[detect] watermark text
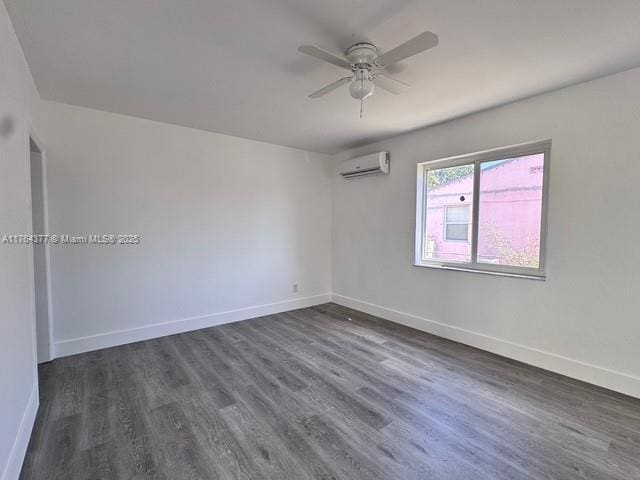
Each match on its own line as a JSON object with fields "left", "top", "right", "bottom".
{"left": 2, "top": 234, "right": 141, "bottom": 245}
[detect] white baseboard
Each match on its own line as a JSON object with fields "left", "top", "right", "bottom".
{"left": 54, "top": 293, "right": 331, "bottom": 358}
{"left": 331, "top": 293, "right": 640, "bottom": 399}
{"left": 1, "top": 381, "right": 38, "bottom": 480}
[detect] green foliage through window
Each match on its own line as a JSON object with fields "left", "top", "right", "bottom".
{"left": 427, "top": 164, "right": 473, "bottom": 188}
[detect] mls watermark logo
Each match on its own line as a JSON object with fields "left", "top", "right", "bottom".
{"left": 1, "top": 234, "right": 141, "bottom": 245}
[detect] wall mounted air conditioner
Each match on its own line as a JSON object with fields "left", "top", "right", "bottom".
{"left": 339, "top": 152, "right": 390, "bottom": 178}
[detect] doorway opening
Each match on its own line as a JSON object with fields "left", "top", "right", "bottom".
{"left": 29, "top": 135, "right": 53, "bottom": 363}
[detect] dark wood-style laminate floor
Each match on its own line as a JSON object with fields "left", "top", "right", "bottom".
{"left": 20, "top": 303, "right": 640, "bottom": 480}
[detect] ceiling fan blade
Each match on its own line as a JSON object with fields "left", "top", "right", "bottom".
{"left": 308, "top": 76, "right": 352, "bottom": 98}
{"left": 373, "top": 74, "right": 410, "bottom": 95}
{"left": 375, "top": 31, "right": 438, "bottom": 67}
{"left": 378, "top": 73, "right": 410, "bottom": 87}
{"left": 298, "top": 45, "right": 352, "bottom": 70}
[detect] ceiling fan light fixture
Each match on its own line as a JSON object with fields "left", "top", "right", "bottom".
{"left": 349, "top": 69, "right": 374, "bottom": 100}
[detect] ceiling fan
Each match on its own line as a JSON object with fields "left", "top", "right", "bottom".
{"left": 298, "top": 31, "right": 438, "bottom": 117}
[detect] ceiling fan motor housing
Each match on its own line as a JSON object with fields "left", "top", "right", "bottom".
{"left": 345, "top": 43, "right": 378, "bottom": 67}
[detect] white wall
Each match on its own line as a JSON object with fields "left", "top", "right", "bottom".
{"left": 0, "top": 3, "right": 40, "bottom": 480}
{"left": 332, "top": 67, "right": 640, "bottom": 398}
{"left": 36, "top": 101, "right": 333, "bottom": 356}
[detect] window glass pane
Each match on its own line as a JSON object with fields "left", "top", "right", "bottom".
{"left": 477, "top": 154, "right": 544, "bottom": 268}
{"left": 446, "top": 224, "right": 469, "bottom": 241}
{"left": 424, "top": 164, "right": 474, "bottom": 263}
{"left": 446, "top": 205, "right": 470, "bottom": 223}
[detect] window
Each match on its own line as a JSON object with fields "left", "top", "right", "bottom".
{"left": 445, "top": 205, "right": 471, "bottom": 242}
{"left": 415, "top": 140, "right": 550, "bottom": 279}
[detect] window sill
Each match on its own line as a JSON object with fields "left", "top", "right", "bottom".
{"left": 414, "top": 262, "right": 546, "bottom": 281}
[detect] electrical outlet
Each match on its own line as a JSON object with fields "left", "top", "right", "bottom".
{"left": 292, "top": 283, "right": 298, "bottom": 293}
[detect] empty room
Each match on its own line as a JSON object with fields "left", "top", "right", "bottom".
{"left": 2, "top": 1, "right": 640, "bottom": 479}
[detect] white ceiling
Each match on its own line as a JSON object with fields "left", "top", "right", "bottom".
{"left": 5, "top": 0, "right": 640, "bottom": 153}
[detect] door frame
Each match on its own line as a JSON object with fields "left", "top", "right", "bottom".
{"left": 27, "top": 127, "right": 55, "bottom": 362}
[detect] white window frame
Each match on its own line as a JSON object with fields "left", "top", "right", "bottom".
{"left": 444, "top": 204, "right": 471, "bottom": 242}
{"left": 415, "top": 139, "right": 551, "bottom": 280}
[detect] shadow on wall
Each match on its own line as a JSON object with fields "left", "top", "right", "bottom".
{"left": 0, "top": 115, "right": 15, "bottom": 139}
